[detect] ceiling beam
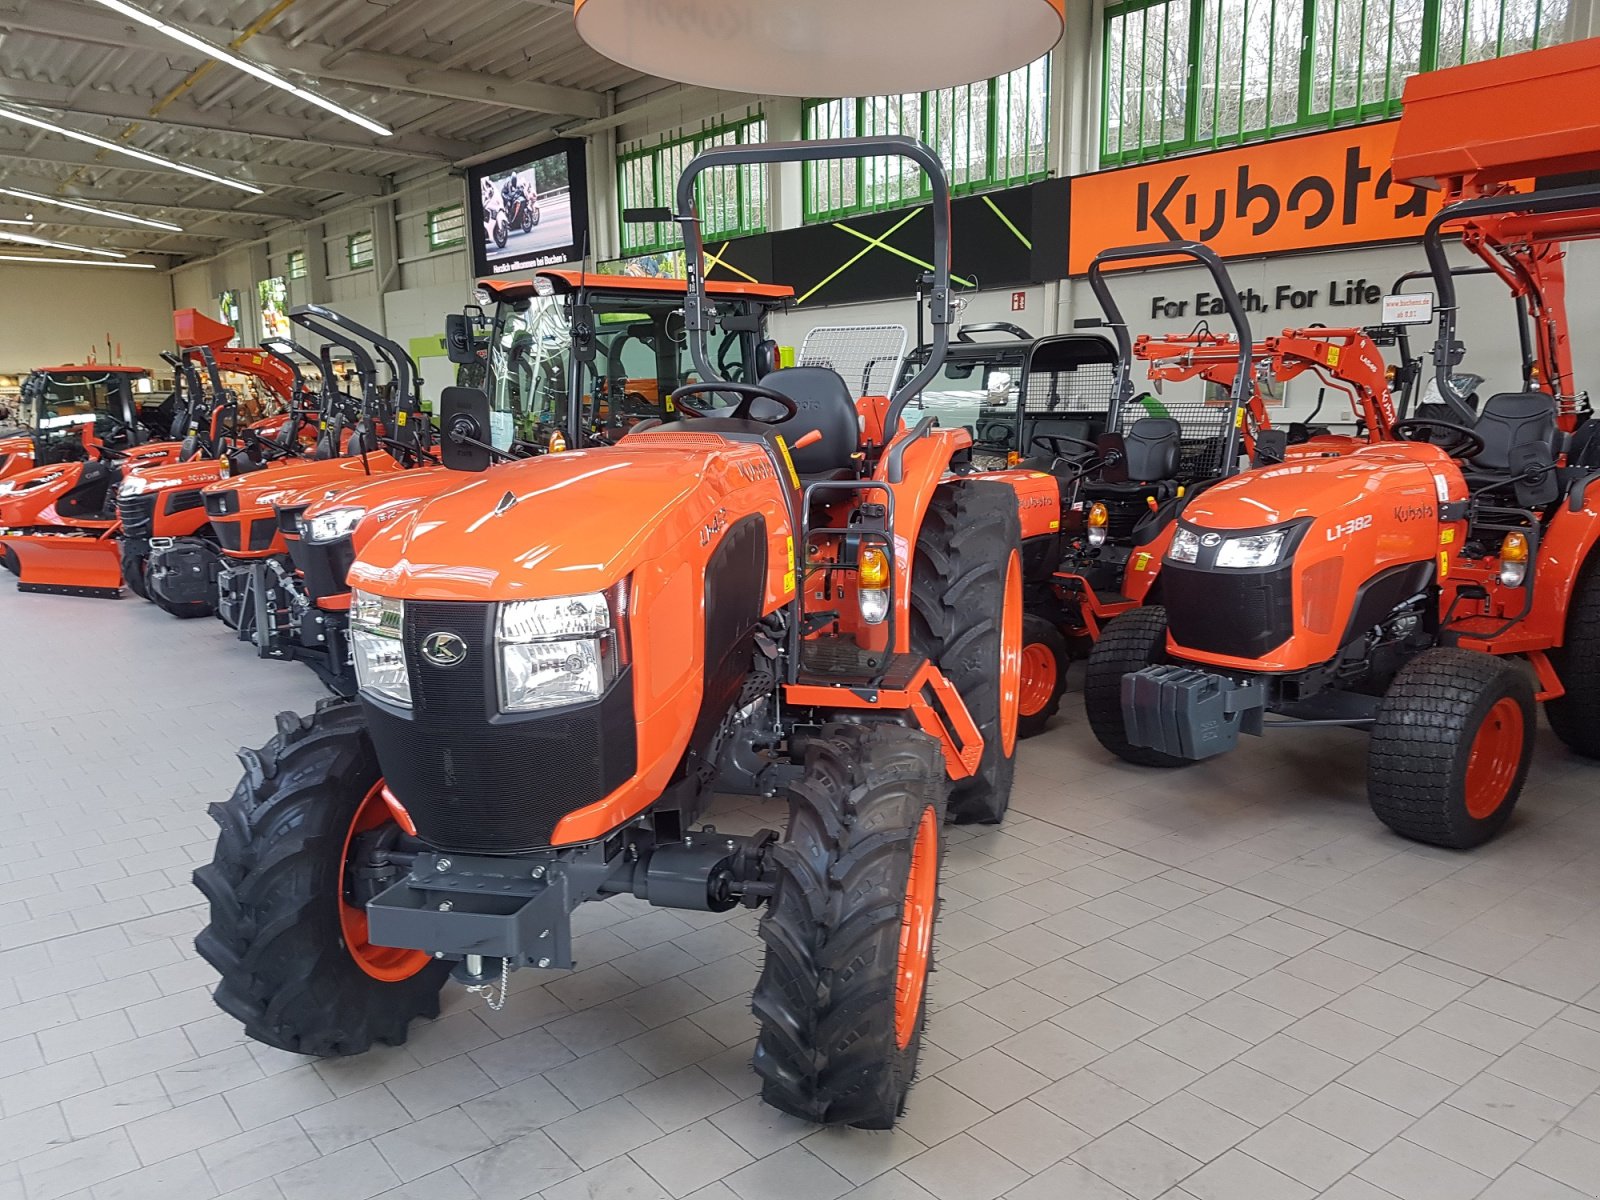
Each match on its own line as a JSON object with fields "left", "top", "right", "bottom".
{"left": 0, "top": 0, "right": 607, "bottom": 120}
{"left": 0, "top": 154, "right": 315, "bottom": 218}
{"left": 0, "top": 136, "right": 387, "bottom": 195}
{"left": 0, "top": 199, "right": 268, "bottom": 241}
{"left": 0, "top": 79, "right": 473, "bottom": 161}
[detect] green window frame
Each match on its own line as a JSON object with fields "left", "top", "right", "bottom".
{"left": 801, "top": 55, "right": 1051, "bottom": 223}
{"left": 617, "top": 113, "right": 768, "bottom": 256}
{"left": 347, "top": 230, "right": 375, "bottom": 270}
{"left": 1102, "top": 0, "right": 1572, "bottom": 166}
{"left": 286, "top": 248, "right": 306, "bottom": 280}
{"left": 427, "top": 204, "right": 466, "bottom": 251}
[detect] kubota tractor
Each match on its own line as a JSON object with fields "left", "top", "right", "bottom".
{"left": 119, "top": 312, "right": 312, "bottom": 616}
{"left": 272, "top": 269, "right": 797, "bottom": 698}
{"left": 195, "top": 136, "right": 1034, "bottom": 1129}
{"left": 1087, "top": 41, "right": 1600, "bottom": 848}
{"left": 0, "top": 363, "right": 180, "bottom": 594}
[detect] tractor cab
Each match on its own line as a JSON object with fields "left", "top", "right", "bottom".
{"left": 453, "top": 270, "right": 794, "bottom": 455}
{"left": 21, "top": 365, "right": 157, "bottom": 467}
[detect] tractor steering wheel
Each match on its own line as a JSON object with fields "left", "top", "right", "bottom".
{"left": 1030, "top": 433, "right": 1099, "bottom": 460}
{"left": 1391, "top": 417, "right": 1486, "bottom": 459}
{"left": 670, "top": 381, "right": 798, "bottom": 425}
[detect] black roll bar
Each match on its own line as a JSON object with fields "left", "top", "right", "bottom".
{"left": 1087, "top": 240, "right": 1254, "bottom": 474}
{"left": 289, "top": 304, "right": 419, "bottom": 410}
{"left": 674, "top": 136, "right": 952, "bottom": 435}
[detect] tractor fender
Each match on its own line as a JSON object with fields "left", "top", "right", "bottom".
{"left": 1527, "top": 499, "right": 1600, "bottom": 644}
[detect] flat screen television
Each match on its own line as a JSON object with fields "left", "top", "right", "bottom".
{"left": 466, "top": 138, "right": 590, "bottom": 277}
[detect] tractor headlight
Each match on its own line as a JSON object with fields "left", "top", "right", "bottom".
{"left": 119, "top": 474, "right": 152, "bottom": 497}
{"left": 0, "top": 480, "right": 18, "bottom": 498}
{"left": 302, "top": 506, "right": 365, "bottom": 544}
{"left": 1168, "top": 527, "right": 1200, "bottom": 564}
{"left": 496, "top": 589, "right": 624, "bottom": 713}
{"left": 1215, "top": 530, "right": 1289, "bottom": 568}
{"left": 1499, "top": 532, "right": 1529, "bottom": 587}
{"left": 351, "top": 589, "right": 410, "bottom": 707}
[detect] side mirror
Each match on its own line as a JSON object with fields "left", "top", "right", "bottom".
{"left": 444, "top": 313, "right": 481, "bottom": 366}
{"left": 1253, "top": 428, "right": 1289, "bottom": 467}
{"left": 440, "top": 386, "right": 494, "bottom": 473}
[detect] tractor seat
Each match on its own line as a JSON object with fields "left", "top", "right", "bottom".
{"left": 758, "top": 366, "right": 860, "bottom": 478}
{"left": 1087, "top": 416, "right": 1184, "bottom": 500}
{"left": 1462, "top": 392, "right": 1561, "bottom": 506}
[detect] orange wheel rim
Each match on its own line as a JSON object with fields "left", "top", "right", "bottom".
{"left": 1464, "top": 698, "right": 1524, "bottom": 820}
{"left": 999, "top": 551, "right": 1023, "bottom": 756}
{"left": 895, "top": 807, "right": 939, "bottom": 1049}
{"left": 1019, "top": 641, "right": 1057, "bottom": 717}
{"left": 340, "top": 781, "right": 432, "bottom": 982}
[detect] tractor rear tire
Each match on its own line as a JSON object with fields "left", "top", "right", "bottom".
{"left": 1084, "top": 607, "right": 1191, "bottom": 768}
{"left": 752, "top": 723, "right": 948, "bottom": 1129}
{"left": 1368, "top": 648, "right": 1534, "bottom": 849}
{"left": 1544, "top": 557, "right": 1600, "bottom": 759}
{"left": 120, "top": 542, "right": 150, "bottom": 600}
{"left": 193, "top": 701, "right": 449, "bottom": 1056}
{"left": 910, "top": 481, "right": 1022, "bottom": 823}
{"left": 1018, "top": 614, "right": 1069, "bottom": 739}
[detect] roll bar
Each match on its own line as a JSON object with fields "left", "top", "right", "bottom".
{"left": 1087, "top": 240, "right": 1253, "bottom": 473}
{"left": 288, "top": 304, "right": 419, "bottom": 410}
{"left": 289, "top": 308, "right": 380, "bottom": 415}
{"left": 675, "top": 136, "right": 952, "bottom": 434}
{"left": 1423, "top": 181, "right": 1600, "bottom": 416}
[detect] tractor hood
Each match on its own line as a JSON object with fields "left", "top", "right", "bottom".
{"left": 299, "top": 466, "right": 470, "bottom": 556}
{"left": 1181, "top": 443, "right": 1463, "bottom": 532}
{"left": 118, "top": 455, "right": 226, "bottom": 495}
{"left": 202, "top": 454, "right": 405, "bottom": 517}
{"left": 349, "top": 438, "right": 764, "bottom": 601}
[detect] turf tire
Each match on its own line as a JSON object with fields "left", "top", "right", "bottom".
{"left": 751, "top": 723, "right": 948, "bottom": 1128}
{"left": 1084, "top": 606, "right": 1191, "bottom": 768}
{"left": 1018, "top": 614, "right": 1070, "bottom": 739}
{"left": 910, "top": 481, "right": 1022, "bottom": 823}
{"left": 193, "top": 700, "right": 449, "bottom": 1056}
{"left": 1368, "top": 648, "right": 1534, "bottom": 849}
{"left": 1544, "top": 556, "right": 1600, "bottom": 759}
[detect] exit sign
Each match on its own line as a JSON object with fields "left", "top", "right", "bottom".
{"left": 1011, "top": 291, "right": 1027, "bottom": 312}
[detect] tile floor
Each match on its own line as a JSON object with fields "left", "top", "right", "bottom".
{"left": 3, "top": 583, "right": 1600, "bottom": 1200}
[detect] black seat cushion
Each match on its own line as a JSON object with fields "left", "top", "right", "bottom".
{"left": 1470, "top": 393, "right": 1558, "bottom": 474}
{"left": 1099, "top": 416, "right": 1182, "bottom": 485}
{"left": 758, "top": 366, "right": 860, "bottom": 476}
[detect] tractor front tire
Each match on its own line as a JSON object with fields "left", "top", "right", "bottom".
{"left": 194, "top": 701, "right": 449, "bottom": 1056}
{"left": 752, "top": 723, "right": 948, "bottom": 1129}
{"left": 910, "top": 481, "right": 1023, "bottom": 823}
{"left": 1545, "top": 558, "right": 1600, "bottom": 759}
{"left": 1018, "top": 614, "right": 1070, "bottom": 739}
{"left": 120, "top": 542, "right": 150, "bottom": 600}
{"left": 1084, "top": 607, "right": 1191, "bottom": 768}
{"left": 1368, "top": 648, "right": 1534, "bottom": 849}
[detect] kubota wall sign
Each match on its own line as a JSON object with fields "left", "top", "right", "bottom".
{"left": 1069, "top": 121, "right": 1442, "bottom": 274}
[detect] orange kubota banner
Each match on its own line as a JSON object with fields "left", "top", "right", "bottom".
{"left": 1069, "top": 121, "right": 1444, "bottom": 274}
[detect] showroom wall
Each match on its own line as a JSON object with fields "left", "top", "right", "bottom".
{"left": 0, "top": 262, "right": 175, "bottom": 373}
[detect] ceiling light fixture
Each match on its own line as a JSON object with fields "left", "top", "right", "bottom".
{"left": 0, "top": 186, "right": 183, "bottom": 232}
{"left": 0, "top": 216, "right": 34, "bottom": 225}
{"left": 0, "top": 253, "right": 156, "bottom": 269}
{"left": 0, "top": 106, "right": 265, "bottom": 195}
{"left": 573, "top": 0, "right": 1065, "bottom": 96}
{"left": 0, "top": 230, "right": 126, "bottom": 258}
{"left": 86, "top": 0, "right": 392, "bottom": 137}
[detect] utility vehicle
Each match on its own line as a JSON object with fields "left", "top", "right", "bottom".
{"left": 1090, "top": 41, "right": 1600, "bottom": 848}
{"left": 196, "top": 137, "right": 1035, "bottom": 1129}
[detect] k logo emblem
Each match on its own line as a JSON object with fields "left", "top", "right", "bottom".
{"left": 421, "top": 631, "right": 467, "bottom": 667}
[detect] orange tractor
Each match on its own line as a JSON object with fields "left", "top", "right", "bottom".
{"left": 196, "top": 136, "right": 1036, "bottom": 1129}
{"left": 1090, "top": 40, "right": 1600, "bottom": 847}
{"left": 0, "top": 364, "right": 180, "bottom": 594}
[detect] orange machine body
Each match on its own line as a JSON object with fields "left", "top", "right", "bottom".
{"left": 200, "top": 454, "right": 412, "bottom": 561}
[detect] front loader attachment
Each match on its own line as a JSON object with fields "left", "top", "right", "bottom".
{"left": 0, "top": 529, "right": 123, "bottom": 597}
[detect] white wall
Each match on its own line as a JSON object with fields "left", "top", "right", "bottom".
{"left": 0, "top": 262, "right": 175, "bottom": 373}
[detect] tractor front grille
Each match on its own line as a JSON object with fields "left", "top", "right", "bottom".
{"left": 117, "top": 492, "right": 157, "bottom": 540}
{"left": 164, "top": 488, "right": 205, "bottom": 516}
{"left": 1163, "top": 561, "right": 1296, "bottom": 659}
{"left": 214, "top": 519, "right": 241, "bottom": 552}
{"left": 204, "top": 490, "right": 239, "bottom": 518}
{"left": 361, "top": 600, "right": 637, "bottom": 854}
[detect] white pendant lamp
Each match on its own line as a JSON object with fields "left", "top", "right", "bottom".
{"left": 573, "top": 0, "right": 1065, "bottom": 96}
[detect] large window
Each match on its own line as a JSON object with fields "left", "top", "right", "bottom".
{"left": 1103, "top": 0, "right": 1571, "bottom": 165}
{"left": 618, "top": 113, "right": 768, "bottom": 255}
{"left": 803, "top": 56, "right": 1050, "bottom": 222}
{"left": 427, "top": 204, "right": 466, "bottom": 251}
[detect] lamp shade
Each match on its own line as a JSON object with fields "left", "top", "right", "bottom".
{"left": 573, "top": 0, "right": 1065, "bottom": 96}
